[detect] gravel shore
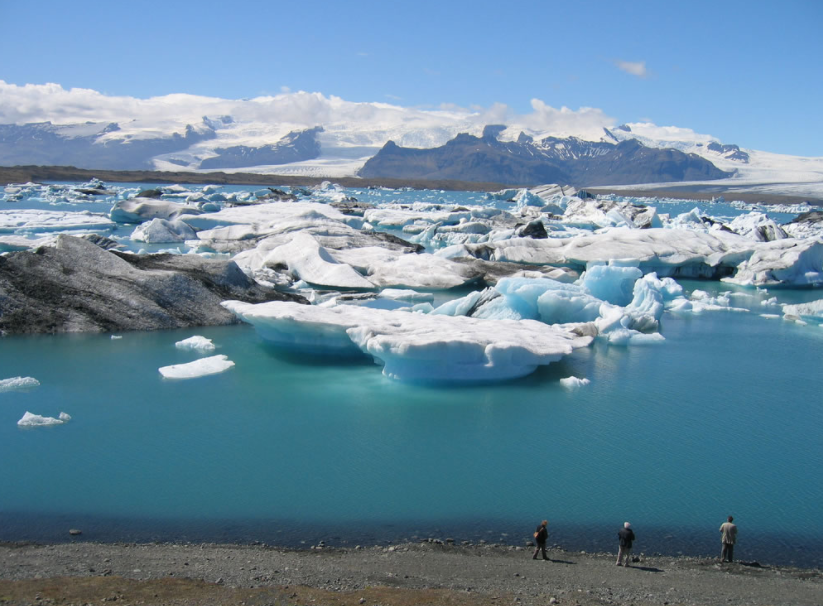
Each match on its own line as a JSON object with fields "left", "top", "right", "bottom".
{"left": 1, "top": 541, "right": 820, "bottom": 606}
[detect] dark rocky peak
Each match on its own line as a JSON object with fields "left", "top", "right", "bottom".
{"left": 517, "top": 132, "right": 534, "bottom": 144}
{"left": 482, "top": 125, "right": 507, "bottom": 141}
{"left": 707, "top": 141, "right": 750, "bottom": 163}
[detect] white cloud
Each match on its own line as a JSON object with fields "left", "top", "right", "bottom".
{"left": 0, "top": 80, "right": 619, "bottom": 147}
{"left": 615, "top": 60, "right": 648, "bottom": 78}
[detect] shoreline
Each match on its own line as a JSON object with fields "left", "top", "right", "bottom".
{"left": 1, "top": 540, "right": 820, "bottom": 606}
{"left": 2, "top": 165, "right": 822, "bottom": 205}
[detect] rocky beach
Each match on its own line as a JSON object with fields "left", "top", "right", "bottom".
{"left": 1, "top": 540, "right": 820, "bottom": 606}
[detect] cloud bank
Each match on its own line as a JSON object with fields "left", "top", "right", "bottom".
{"left": 0, "top": 80, "right": 616, "bottom": 145}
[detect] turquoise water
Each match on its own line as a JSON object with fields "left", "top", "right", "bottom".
{"left": 1, "top": 183, "right": 822, "bottom": 566}
{"left": 1, "top": 283, "right": 821, "bottom": 565}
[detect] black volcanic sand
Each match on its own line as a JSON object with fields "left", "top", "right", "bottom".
{"left": 1, "top": 541, "right": 820, "bottom": 606}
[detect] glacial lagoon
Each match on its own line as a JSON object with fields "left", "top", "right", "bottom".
{"left": 1, "top": 182, "right": 821, "bottom": 567}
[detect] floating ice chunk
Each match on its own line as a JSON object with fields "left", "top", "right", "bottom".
{"left": 726, "top": 212, "right": 788, "bottom": 242}
{"left": 265, "top": 232, "right": 374, "bottom": 289}
{"left": 378, "top": 289, "right": 435, "bottom": 303}
{"left": 110, "top": 198, "right": 202, "bottom": 224}
{"left": 17, "top": 411, "right": 70, "bottom": 427}
{"left": 560, "top": 376, "right": 590, "bottom": 389}
{"left": 159, "top": 355, "right": 235, "bottom": 379}
{"left": 723, "top": 239, "right": 823, "bottom": 287}
{"left": 111, "top": 335, "right": 123, "bottom": 340}
{"left": 578, "top": 261, "right": 643, "bottom": 306}
{"left": 760, "top": 314, "right": 781, "bottom": 319}
{"left": 222, "top": 300, "right": 592, "bottom": 383}
{"left": 782, "top": 299, "right": 823, "bottom": 323}
{"left": 131, "top": 218, "right": 197, "bottom": 243}
{"left": 0, "top": 376, "right": 40, "bottom": 392}
{"left": 606, "top": 329, "right": 666, "bottom": 346}
{"left": 175, "top": 336, "right": 216, "bottom": 352}
{"left": 0, "top": 209, "right": 115, "bottom": 234}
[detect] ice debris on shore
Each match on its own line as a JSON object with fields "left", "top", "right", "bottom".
{"left": 0, "top": 376, "right": 40, "bottom": 392}
{"left": 18, "top": 411, "right": 71, "bottom": 427}
{"left": 159, "top": 355, "right": 235, "bottom": 379}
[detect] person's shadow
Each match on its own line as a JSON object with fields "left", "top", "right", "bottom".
{"left": 627, "top": 565, "right": 664, "bottom": 573}
{"left": 545, "top": 558, "right": 576, "bottom": 565}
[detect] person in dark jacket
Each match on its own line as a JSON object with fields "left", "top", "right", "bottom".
{"left": 532, "top": 520, "right": 549, "bottom": 560}
{"left": 616, "top": 522, "right": 635, "bottom": 566}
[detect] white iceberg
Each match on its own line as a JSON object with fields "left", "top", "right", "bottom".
{"left": 18, "top": 411, "right": 71, "bottom": 427}
{"left": 159, "top": 355, "right": 235, "bottom": 379}
{"left": 560, "top": 376, "right": 590, "bottom": 389}
{"left": 131, "top": 218, "right": 197, "bottom": 243}
{"left": 222, "top": 300, "right": 592, "bottom": 383}
{"left": 0, "top": 209, "right": 115, "bottom": 234}
{"left": 175, "top": 336, "right": 216, "bottom": 352}
{"left": 0, "top": 376, "right": 40, "bottom": 392}
{"left": 722, "top": 239, "right": 823, "bottom": 287}
{"left": 782, "top": 299, "right": 823, "bottom": 323}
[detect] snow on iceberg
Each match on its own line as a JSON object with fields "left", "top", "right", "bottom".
{"left": 0, "top": 209, "right": 115, "bottom": 234}
{"left": 222, "top": 300, "right": 593, "bottom": 383}
{"left": 159, "top": 355, "right": 235, "bottom": 379}
{"left": 264, "top": 232, "right": 374, "bottom": 289}
{"left": 175, "top": 336, "right": 216, "bottom": 352}
{"left": 0, "top": 376, "right": 40, "bottom": 392}
{"left": 18, "top": 411, "right": 71, "bottom": 427}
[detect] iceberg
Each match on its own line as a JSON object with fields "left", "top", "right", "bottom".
{"left": 560, "top": 376, "right": 590, "bottom": 389}
{"left": 264, "top": 232, "right": 374, "bottom": 289}
{"left": 0, "top": 376, "right": 40, "bottom": 392}
{"left": 0, "top": 209, "right": 115, "bottom": 234}
{"left": 17, "top": 411, "right": 71, "bottom": 427}
{"left": 222, "top": 300, "right": 592, "bottom": 383}
{"left": 722, "top": 239, "right": 823, "bottom": 287}
{"left": 110, "top": 198, "right": 203, "bottom": 224}
{"left": 131, "top": 218, "right": 197, "bottom": 243}
{"left": 782, "top": 299, "right": 823, "bottom": 323}
{"left": 159, "top": 355, "right": 235, "bottom": 379}
{"left": 175, "top": 336, "right": 216, "bottom": 352}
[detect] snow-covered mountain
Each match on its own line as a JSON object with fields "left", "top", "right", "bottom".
{"left": 1, "top": 81, "right": 821, "bottom": 196}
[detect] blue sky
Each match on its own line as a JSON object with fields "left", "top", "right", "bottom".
{"left": 1, "top": 0, "right": 821, "bottom": 156}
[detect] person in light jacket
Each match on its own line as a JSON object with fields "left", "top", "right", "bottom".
{"left": 720, "top": 516, "right": 738, "bottom": 562}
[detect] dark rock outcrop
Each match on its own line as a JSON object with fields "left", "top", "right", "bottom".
{"left": 0, "top": 235, "right": 306, "bottom": 335}
{"left": 359, "top": 128, "right": 732, "bottom": 187}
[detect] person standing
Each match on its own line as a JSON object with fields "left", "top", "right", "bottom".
{"left": 532, "top": 520, "right": 549, "bottom": 560}
{"left": 616, "top": 522, "right": 635, "bottom": 566}
{"left": 720, "top": 516, "right": 738, "bottom": 562}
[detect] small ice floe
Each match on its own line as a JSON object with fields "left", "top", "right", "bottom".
{"left": 111, "top": 335, "right": 123, "bottom": 340}
{"left": 175, "top": 335, "right": 216, "bottom": 352}
{"left": 760, "top": 314, "right": 781, "bottom": 319}
{"left": 159, "top": 354, "right": 235, "bottom": 379}
{"left": 560, "top": 376, "right": 590, "bottom": 389}
{"left": 18, "top": 411, "right": 71, "bottom": 427}
{"left": 0, "top": 376, "right": 40, "bottom": 393}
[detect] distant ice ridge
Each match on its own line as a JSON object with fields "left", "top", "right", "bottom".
{"left": 159, "top": 355, "right": 235, "bottom": 379}
{"left": 175, "top": 335, "right": 216, "bottom": 352}
{"left": 222, "top": 300, "right": 592, "bottom": 383}
{"left": 17, "top": 411, "right": 71, "bottom": 427}
{"left": 0, "top": 376, "right": 40, "bottom": 392}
